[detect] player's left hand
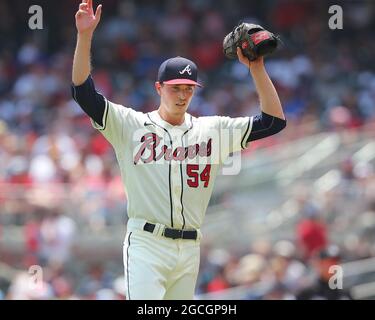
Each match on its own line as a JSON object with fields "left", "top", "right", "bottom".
{"left": 237, "top": 47, "right": 264, "bottom": 68}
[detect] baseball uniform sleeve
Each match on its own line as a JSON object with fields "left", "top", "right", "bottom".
{"left": 71, "top": 75, "right": 143, "bottom": 150}
{"left": 247, "top": 112, "right": 286, "bottom": 142}
{"left": 71, "top": 75, "right": 106, "bottom": 126}
{"left": 91, "top": 98, "right": 142, "bottom": 151}
{"left": 218, "top": 115, "right": 253, "bottom": 156}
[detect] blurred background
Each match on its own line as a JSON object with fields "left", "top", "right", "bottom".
{"left": 0, "top": 0, "right": 374, "bottom": 300}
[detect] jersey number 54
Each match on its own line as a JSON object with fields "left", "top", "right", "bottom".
{"left": 186, "top": 164, "right": 211, "bottom": 188}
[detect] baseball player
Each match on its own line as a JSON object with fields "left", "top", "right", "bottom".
{"left": 72, "top": 0, "right": 286, "bottom": 300}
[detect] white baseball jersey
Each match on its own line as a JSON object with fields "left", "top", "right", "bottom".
{"left": 92, "top": 98, "right": 253, "bottom": 230}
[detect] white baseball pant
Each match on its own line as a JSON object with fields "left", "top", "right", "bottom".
{"left": 123, "top": 218, "right": 201, "bottom": 300}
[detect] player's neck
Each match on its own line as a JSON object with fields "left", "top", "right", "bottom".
{"left": 157, "top": 108, "right": 185, "bottom": 126}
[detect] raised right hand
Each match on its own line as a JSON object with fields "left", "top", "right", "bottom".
{"left": 75, "top": 0, "right": 102, "bottom": 35}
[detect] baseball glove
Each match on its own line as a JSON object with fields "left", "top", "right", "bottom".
{"left": 223, "top": 22, "right": 280, "bottom": 61}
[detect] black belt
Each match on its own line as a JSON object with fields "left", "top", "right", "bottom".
{"left": 143, "top": 222, "right": 198, "bottom": 240}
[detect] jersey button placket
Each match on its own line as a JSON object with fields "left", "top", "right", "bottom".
{"left": 171, "top": 160, "right": 182, "bottom": 213}
{"left": 171, "top": 134, "right": 184, "bottom": 227}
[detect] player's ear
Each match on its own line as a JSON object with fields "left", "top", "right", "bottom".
{"left": 155, "top": 82, "right": 162, "bottom": 96}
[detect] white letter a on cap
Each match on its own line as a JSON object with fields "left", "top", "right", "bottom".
{"left": 179, "top": 65, "right": 192, "bottom": 75}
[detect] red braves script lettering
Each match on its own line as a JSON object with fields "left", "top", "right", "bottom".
{"left": 134, "top": 133, "right": 212, "bottom": 164}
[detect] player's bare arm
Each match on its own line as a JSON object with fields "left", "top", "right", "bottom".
{"left": 236, "top": 46, "right": 286, "bottom": 143}
{"left": 71, "top": 0, "right": 106, "bottom": 127}
{"left": 237, "top": 47, "right": 285, "bottom": 120}
{"left": 72, "top": 0, "right": 102, "bottom": 85}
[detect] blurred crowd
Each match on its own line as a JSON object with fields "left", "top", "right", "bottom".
{"left": 1, "top": 0, "right": 375, "bottom": 299}
{"left": 197, "top": 195, "right": 375, "bottom": 300}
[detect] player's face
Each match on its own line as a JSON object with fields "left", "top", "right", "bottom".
{"left": 156, "top": 83, "right": 196, "bottom": 115}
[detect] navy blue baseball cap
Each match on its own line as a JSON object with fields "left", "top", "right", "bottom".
{"left": 157, "top": 56, "right": 202, "bottom": 87}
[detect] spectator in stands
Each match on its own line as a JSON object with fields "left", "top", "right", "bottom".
{"left": 296, "top": 203, "right": 328, "bottom": 260}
